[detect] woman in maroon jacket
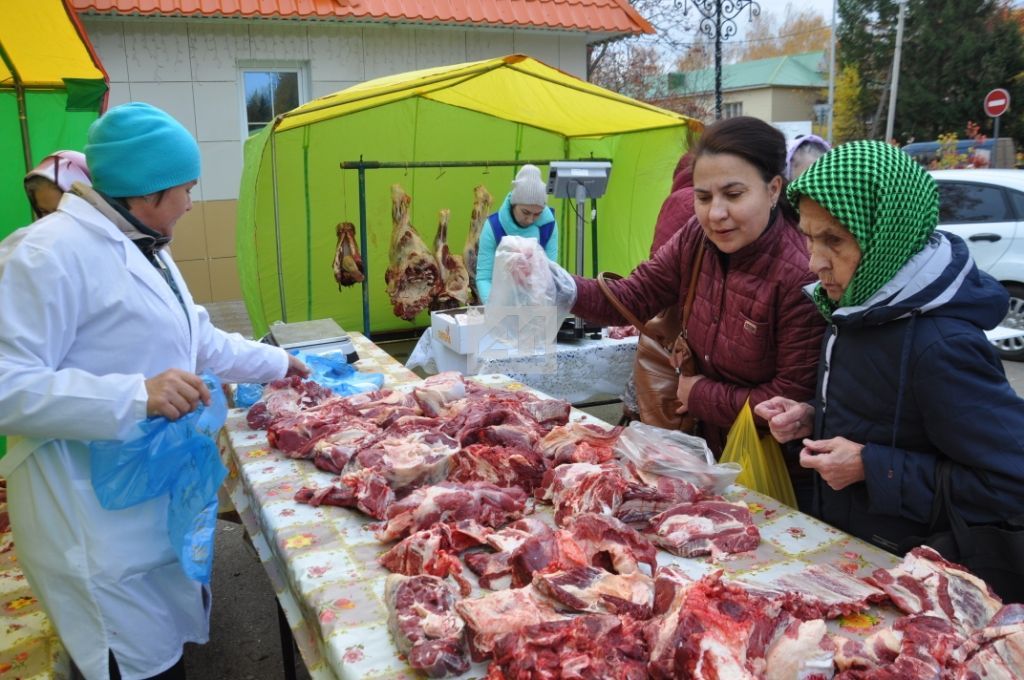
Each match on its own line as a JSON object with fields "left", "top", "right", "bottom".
{"left": 554, "top": 117, "right": 826, "bottom": 502}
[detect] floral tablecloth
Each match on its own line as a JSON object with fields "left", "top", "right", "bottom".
{"left": 0, "top": 494, "right": 71, "bottom": 680}
{"left": 219, "top": 371, "right": 904, "bottom": 680}
{"left": 407, "top": 329, "right": 638, "bottom": 405}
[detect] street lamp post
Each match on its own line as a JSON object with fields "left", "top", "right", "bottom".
{"left": 884, "top": 0, "right": 908, "bottom": 143}
{"left": 682, "top": 0, "right": 761, "bottom": 120}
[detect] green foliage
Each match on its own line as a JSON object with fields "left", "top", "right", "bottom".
{"left": 838, "top": 0, "right": 1024, "bottom": 144}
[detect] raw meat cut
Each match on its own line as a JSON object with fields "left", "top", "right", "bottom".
{"left": 246, "top": 376, "right": 335, "bottom": 430}
{"left": 463, "top": 184, "right": 492, "bottom": 304}
{"left": 767, "top": 563, "right": 888, "bottom": 620}
{"left": 764, "top": 619, "right": 836, "bottom": 680}
{"left": 454, "top": 585, "right": 567, "bottom": 661}
{"left": 955, "top": 603, "right": 1024, "bottom": 679}
{"left": 487, "top": 613, "right": 650, "bottom": 680}
{"left": 385, "top": 573, "right": 470, "bottom": 678}
{"left": 448, "top": 443, "right": 550, "bottom": 493}
{"left": 510, "top": 528, "right": 590, "bottom": 588}
{"left": 645, "top": 571, "right": 785, "bottom": 679}
{"left": 537, "top": 422, "right": 623, "bottom": 465}
{"left": 868, "top": 546, "right": 1002, "bottom": 634}
{"left": 293, "top": 468, "right": 395, "bottom": 519}
{"left": 563, "top": 513, "right": 658, "bottom": 576}
{"left": 308, "top": 420, "right": 380, "bottom": 474}
{"left": 411, "top": 371, "right": 466, "bottom": 417}
{"left": 537, "top": 462, "right": 630, "bottom": 525}
{"left": 464, "top": 518, "right": 554, "bottom": 590}
{"left": 332, "top": 221, "right": 365, "bottom": 288}
{"left": 430, "top": 208, "right": 471, "bottom": 311}
{"left": 350, "top": 428, "right": 459, "bottom": 494}
{"left": 375, "top": 481, "right": 527, "bottom": 542}
{"left": 385, "top": 184, "right": 443, "bottom": 321}
{"left": 379, "top": 520, "right": 492, "bottom": 596}
{"left": 533, "top": 567, "right": 654, "bottom": 618}
{"left": 646, "top": 499, "right": 761, "bottom": 558}
{"left": 615, "top": 469, "right": 703, "bottom": 526}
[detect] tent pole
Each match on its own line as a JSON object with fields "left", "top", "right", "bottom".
{"left": 0, "top": 44, "right": 33, "bottom": 172}
{"left": 270, "top": 127, "right": 288, "bottom": 322}
{"left": 357, "top": 162, "right": 370, "bottom": 336}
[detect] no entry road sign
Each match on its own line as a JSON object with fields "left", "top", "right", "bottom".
{"left": 985, "top": 88, "right": 1011, "bottom": 118}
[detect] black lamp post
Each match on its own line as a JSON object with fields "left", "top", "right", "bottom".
{"left": 681, "top": 0, "right": 761, "bottom": 120}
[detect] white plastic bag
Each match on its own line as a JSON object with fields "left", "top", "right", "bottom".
{"left": 615, "top": 421, "right": 741, "bottom": 495}
{"left": 484, "top": 236, "right": 561, "bottom": 349}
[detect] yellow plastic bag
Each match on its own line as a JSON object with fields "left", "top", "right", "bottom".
{"left": 720, "top": 400, "right": 797, "bottom": 508}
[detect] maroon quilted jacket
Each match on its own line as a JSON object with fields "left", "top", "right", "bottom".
{"left": 574, "top": 211, "right": 825, "bottom": 453}
{"left": 649, "top": 152, "right": 695, "bottom": 256}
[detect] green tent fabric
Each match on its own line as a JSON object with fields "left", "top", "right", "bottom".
{"left": 238, "top": 55, "right": 699, "bottom": 338}
{"left": 0, "top": 0, "right": 108, "bottom": 460}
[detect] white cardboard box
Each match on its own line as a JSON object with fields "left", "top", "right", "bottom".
{"left": 430, "top": 306, "right": 486, "bottom": 355}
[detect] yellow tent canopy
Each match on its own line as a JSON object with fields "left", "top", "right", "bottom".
{"left": 1, "top": 0, "right": 107, "bottom": 234}
{"left": 238, "top": 55, "right": 700, "bottom": 337}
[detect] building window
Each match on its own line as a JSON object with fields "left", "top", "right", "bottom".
{"left": 722, "top": 102, "right": 743, "bottom": 119}
{"left": 241, "top": 66, "right": 306, "bottom": 135}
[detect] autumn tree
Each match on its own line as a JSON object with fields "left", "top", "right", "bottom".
{"left": 734, "top": 5, "right": 831, "bottom": 62}
{"left": 590, "top": 44, "right": 665, "bottom": 100}
{"left": 833, "top": 64, "right": 868, "bottom": 143}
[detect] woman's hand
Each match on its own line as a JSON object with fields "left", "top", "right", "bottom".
{"left": 799, "top": 437, "right": 865, "bottom": 491}
{"left": 285, "top": 353, "right": 310, "bottom": 378}
{"left": 145, "top": 368, "right": 210, "bottom": 420}
{"left": 754, "top": 397, "right": 814, "bottom": 443}
{"left": 674, "top": 374, "right": 704, "bottom": 414}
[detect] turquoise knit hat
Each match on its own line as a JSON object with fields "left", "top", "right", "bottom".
{"left": 787, "top": 140, "right": 939, "bottom": 317}
{"left": 85, "top": 102, "right": 200, "bottom": 198}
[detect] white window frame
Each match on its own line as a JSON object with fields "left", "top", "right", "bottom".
{"left": 722, "top": 101, "right": 743, "bottom": 119}
{"left": 238, "top": 62, "right": 310, "bottom": 139}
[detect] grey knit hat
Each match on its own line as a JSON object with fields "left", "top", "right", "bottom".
{"left": 509, "top": 164, "right": 548, "bottom": 206}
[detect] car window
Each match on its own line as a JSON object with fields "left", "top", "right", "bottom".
{"left": 936, "top": 182, "right": 1011, "bottom": 223}
{"left": 1009, "top": 189, "right": 1024, "bottom": 219}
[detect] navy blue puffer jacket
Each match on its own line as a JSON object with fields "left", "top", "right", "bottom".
{"left": 812, "top": 231, "right": 1024, "bottom": 553}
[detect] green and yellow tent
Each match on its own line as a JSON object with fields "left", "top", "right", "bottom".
{"left": 238, "top": 54, "right": 700, "bottom": 338}
{"left": 1, "top": 0, "right": 107, "bottom": 237}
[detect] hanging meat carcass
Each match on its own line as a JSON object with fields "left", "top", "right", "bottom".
{"left": 385, "top": 185, "right": 443, "bottom": 321}
{"left": 332, "top": 222, "right": 365, "bottom": 288}
{"left": 429, "top": 209, "right": 471, "bottom": 311}
{"left": 463, "top": 185, "right": 492, "bottom": 304}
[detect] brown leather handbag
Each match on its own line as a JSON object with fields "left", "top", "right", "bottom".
{"left": 598, "top": 239, "right": 705, "bottom": 432}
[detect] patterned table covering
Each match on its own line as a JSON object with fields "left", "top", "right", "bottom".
{"left": 0, "top": 497, "right": 71, "bottom": 680}
{"left": 220, "top": 372, "right": 904, "bottom": 680}
{"left": 407, "top": 328, "right": 638, "bottom": 405}
{"left": 348, "top": 332, "right": 420, "bottom": 388}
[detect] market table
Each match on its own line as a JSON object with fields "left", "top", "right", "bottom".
{"left": 0, "top": 489, "right": 71, "bottom": 680}
{"left": 406, "top": 328, "right": 639, "bottom": 405}
{"left": 219, "top": 371, "right": 904, "bottom": 680}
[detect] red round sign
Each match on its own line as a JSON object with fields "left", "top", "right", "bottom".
{"left": 984, "top": 88, "right": 1011, "bottom": 118}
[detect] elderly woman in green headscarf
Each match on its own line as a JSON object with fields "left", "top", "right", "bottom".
{"left": 755, "top": 141, "right": 1024, "bottom": 565}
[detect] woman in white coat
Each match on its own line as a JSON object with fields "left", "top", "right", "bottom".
{"left": 0, "top": 102, "right": 305, "bottom": 680}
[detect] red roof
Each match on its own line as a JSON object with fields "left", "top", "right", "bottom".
{"left": 69, "top": 0, "right": 654, "bottom": 35}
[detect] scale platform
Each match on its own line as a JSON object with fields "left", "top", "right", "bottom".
{"left": 269, "top": 319, "right": 359, "bottom": 363}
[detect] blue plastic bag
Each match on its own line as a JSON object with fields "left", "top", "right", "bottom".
{"left": 292, "top": 349, "right": 384, "bottom": 396}
{"left": 89, "top": 373, "right": 228, "bottom": 583}
{"left": 233, "top": 382, "right": 264, "bottom": 409}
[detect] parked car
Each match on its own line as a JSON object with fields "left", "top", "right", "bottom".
{"left": 930, "top": 169, "right": 1024, "bottom": 360}
{"left": 905, "top": 137, "right": 1018, "bottom": 169}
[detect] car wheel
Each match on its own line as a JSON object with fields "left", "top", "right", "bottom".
{"left": 994, "top": 283, "right": 1024, "bottom": 361}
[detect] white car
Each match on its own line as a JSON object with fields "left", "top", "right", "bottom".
{"left": 929, "top": 169, "right": 1024, "bottom": 360}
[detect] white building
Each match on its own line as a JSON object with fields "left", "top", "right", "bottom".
{"left": 70, "top": 0, "right": 651, "bottom": 301}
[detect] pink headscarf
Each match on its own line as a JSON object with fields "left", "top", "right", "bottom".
{"left": 25, "top": 150, "right": 92, "bottom": 191}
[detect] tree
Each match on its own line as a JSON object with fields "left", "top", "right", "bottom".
{"left": 590, "top": 44, "right": 665, "bottom": 100}
{"left": 833, "top": 64, "right": 868, "bottom": 143}
{"left": 734, "top": 5, "right": 831, "bottom": 62}
{"left": 838, "top": 0, "right": 1024, "bottom": 144}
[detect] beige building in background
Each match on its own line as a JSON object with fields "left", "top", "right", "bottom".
{"left": 70, "top": 0, "right": 652, "bottom": 302}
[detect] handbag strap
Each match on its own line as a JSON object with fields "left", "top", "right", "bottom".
{"left": 596, "top": 237, "right": 706, "bottom": 338}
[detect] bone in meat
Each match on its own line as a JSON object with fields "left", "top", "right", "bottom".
{"left": 385, "top": 185, "right": 442, "bottom": 321}
{"left": 463, "top": 185, "right": 492, "bottom": 304}
{"left": 332, "top": 222, "right": 365, "bottom": 288}
{"left": 429, "top": 208, "right": 471, "bottom": 311}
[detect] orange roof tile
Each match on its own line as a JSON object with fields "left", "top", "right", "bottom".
{"left": 69, "top": 0, "right": 654, "bottom": 35}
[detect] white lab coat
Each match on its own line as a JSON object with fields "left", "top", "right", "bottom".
{"left": 0, "top": 194, "right": 288, "bottom": 680}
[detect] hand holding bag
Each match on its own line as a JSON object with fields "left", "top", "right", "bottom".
{"left": 597, "top": 238, "right": 705, "bottom": 432}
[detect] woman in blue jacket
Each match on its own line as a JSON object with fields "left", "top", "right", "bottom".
{"left": 475, "top": 164, "right": 558, "bottom": 303}
{"left": 756, "top": 141, "right": 1024, "bottom": 566}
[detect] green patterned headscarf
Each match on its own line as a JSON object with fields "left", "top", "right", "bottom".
{"left": 787, "top": 140, "right": 939, "bottom": 319}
